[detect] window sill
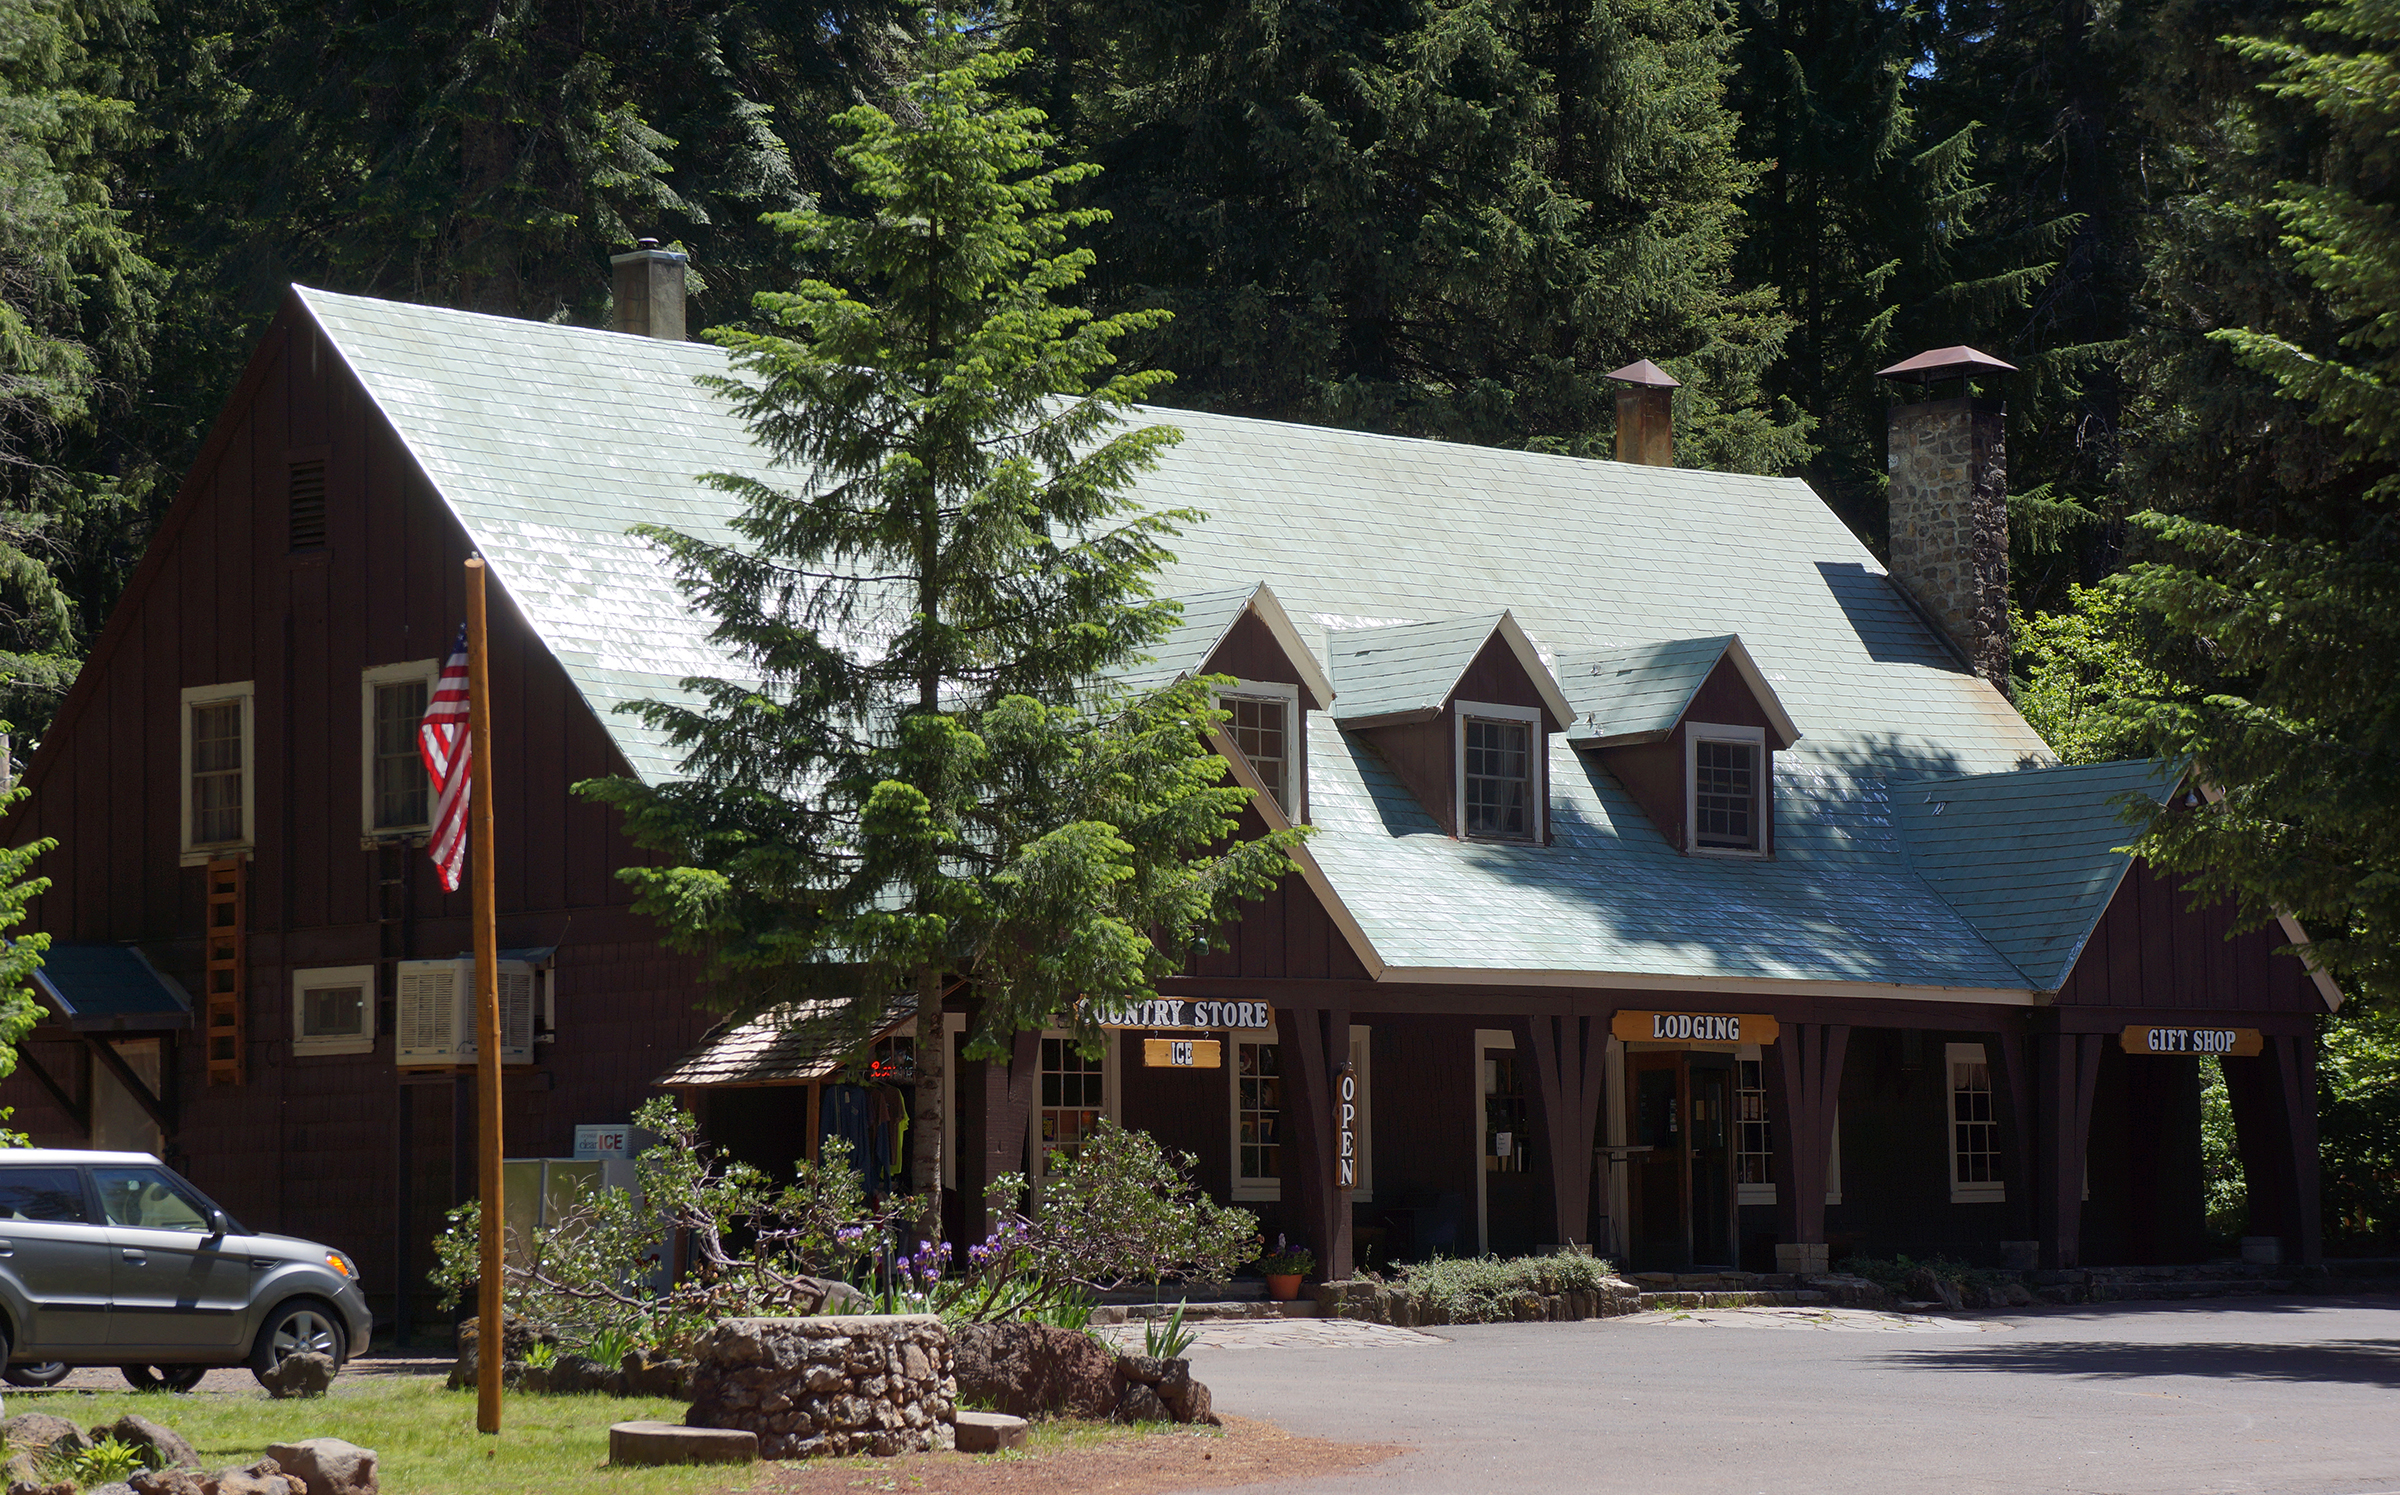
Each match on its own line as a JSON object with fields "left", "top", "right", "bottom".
{"left": 360, "top": 832, "right": 429, "bottom": 849}
{"left": 1687, "top": 844, "right": 1769, "bottom": 859}
{"left": 1232, "top": 1182, "right": 1282, "bottom": 1203}
{"left": 1949, "top": 1186, "right": 2006, "bottom": 1205}
{"left": 180, "top": 845, "right": 251, "bottom": 868}
{"left": 293, "top": 1039, "right": 374, "bottom": 1058}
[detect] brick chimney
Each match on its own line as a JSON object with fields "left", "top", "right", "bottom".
{"left": 1607, "top": 359, "right": 1679, "bottom": 467}
{"left": 1878, "top": 345, "right": 2016, "bottom": 694}
{"left": 611, "top": 238, "right": 688, "bottom": 340}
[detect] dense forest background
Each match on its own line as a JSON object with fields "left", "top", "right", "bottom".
{"left": 3, "top": 0, "right": 2395, "bottom": 1246}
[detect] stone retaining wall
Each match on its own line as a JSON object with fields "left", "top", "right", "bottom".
{"left": 686, "top": 1315, "right": 955, "bottom": 1459}
{"left": 1312, "top": 1277, "right": 1644, "bottom": 1327}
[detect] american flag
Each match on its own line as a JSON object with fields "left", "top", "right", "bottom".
{"left": 418, "top": 625, "right": 472, "bottom": 892}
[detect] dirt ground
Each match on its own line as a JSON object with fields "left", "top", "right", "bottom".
{"left": 743, "top": 1416, "right": 1402, "bottom": 1495}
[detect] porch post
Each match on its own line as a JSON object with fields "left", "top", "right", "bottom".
{"left": 1276, "top": 1005, "right": 1354, "bottom": 1280}
{"left": 2034, "top": 1030, "right": 2104, "bottom": 1269}
{"left": 1770, "top": 1023, "right": 1850, "bottom": 1273}
{"left": 1524, "top": 1015, "right": 1608, "bottom": 1249}
{"left": 2224, "top": 1031, "right": 2322, "bottom": 1267}
{"left": 1989, "top": 1027, "right": 2038, "bottom": 1245}
{"left": 973, "top": 1030, "right": 1040, "bottom": 1238}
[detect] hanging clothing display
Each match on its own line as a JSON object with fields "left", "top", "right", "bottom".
{"left": 819, "top": 1082, "right": 911, "bottom": 1194}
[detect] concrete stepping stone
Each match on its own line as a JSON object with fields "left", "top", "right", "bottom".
{"left": 608, "top": 1421, "right": 758, "bottom": 1465}
{"left": 954, "top": 1411, "right": 1030, "bottom": 1453}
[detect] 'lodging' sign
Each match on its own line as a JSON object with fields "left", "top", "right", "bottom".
{"left": 1610, "top": 1011, "right": 1781, "bottom": 1045}
{"left": 2120, "top": 1025, "right": 2264, "bottom": 1057}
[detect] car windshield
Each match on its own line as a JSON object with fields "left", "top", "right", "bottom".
{"left": 92, "top": 1166, "right": 218, "bottom": 1233}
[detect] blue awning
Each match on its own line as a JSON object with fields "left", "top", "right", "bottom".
{"left": 31, "top": 945, "right": 192, "bottom": 1031}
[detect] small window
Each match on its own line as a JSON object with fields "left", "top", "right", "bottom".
{"left": 0, "top": 1168, "right": 88, "bottom": 1222}
{"left": 1217, "top": 679, "right": 1302, "bottom": 820}
{"left": 361, "top": 661, "right": 438, "bottom": 837}
{"left": 1464, "top": 717, "right": 1533, "bottom": 838}
{"left": 1033, "top": 1035, "right": 1110, "bottom": 1180}
{"left": 92, "top": 1166, "right": 213, "bottom": 1233}
{"left": 181, "top": 682, "right": 255, "bottom": 862}
{"left": 292, "top": 965, "right": 376, "bottom": 1056}
{"left": 1685, "top": 724, "right": 1768, "bottom": 855}
{"left": 288, "top": 459, "right": 328, "bottom": 550}
{"left": 1232, "top": 1039, "right": 1281, "bottom": 1200}
{"left": 1736, "top": 1055, "right": 1774, "bottom": 1205}
{"left": 1947, "top": 1042, "right": 2005, "bottom": 1203}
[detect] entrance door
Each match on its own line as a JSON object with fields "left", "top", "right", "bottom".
{"left": 1624, "top": 1051, "right": 1740, "bottom": 1270}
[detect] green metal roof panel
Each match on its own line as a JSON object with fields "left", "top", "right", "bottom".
{"left": 296, "top": 288, "right": 2130, "bottom": 993}
{"left": 1328, "top": 614, "right": 1509, "bottom": 723}
{"left": 1559, "top": 636, "right": 1731, "bottom": 743}
{"left": 1898, "top": 759, "right": 2178, "bottom": 989}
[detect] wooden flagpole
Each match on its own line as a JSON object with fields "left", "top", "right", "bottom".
{"left": 465, "top": 557, "right": 505, "bottom": 1436}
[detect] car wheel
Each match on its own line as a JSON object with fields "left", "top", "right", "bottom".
{"left": 3, "top": 1362, "right": 69, "bottom": 1387}
{"left": 248, "top": 1298, "right": 346, "bottom": 1386}
{"left": 121, "top": 1364, "right": 206, "bottom": 1393}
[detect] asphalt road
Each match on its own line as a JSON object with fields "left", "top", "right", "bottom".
{"left": 1191, "top": 1297, "right": 2400, "bottom": 1495}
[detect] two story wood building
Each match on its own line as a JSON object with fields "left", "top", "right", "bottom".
{"left": 0, "top": 266, "right": 2337, "bottom": 1332}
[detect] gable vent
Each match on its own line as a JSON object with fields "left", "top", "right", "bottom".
{"left": 287, "top": 460, "right": 328, "bottom": 550}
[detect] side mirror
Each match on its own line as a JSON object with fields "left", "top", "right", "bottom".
{"left": 206, "top": 1208, "right": 229, "bottom": 1238}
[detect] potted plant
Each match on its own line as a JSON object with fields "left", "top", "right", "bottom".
{"left": 1256, "top": 1237, "right": 1315, "bottom": 1300}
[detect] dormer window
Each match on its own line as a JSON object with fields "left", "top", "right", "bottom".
{"left": 1690, "top": 727, "right": 1765, "bottom": 853}
{"left": 1221, "top": 681, "right": 1300, "bottom": 818}
{"left": 1464, "top": 715, "right": 1534, "bottom": 838}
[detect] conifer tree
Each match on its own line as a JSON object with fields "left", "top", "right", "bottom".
{"left": 580, "top": 35, "right": 1305, "bottom": 1224}
{"left": 2109, "top": 0, "right": 2400, "bottom": 1005}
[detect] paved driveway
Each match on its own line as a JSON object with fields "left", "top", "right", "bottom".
{"left": 1190, "top": 1296, "right": 2400, "bottom": 1494}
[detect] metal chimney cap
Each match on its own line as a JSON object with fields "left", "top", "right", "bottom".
{"left": 1875, "top": 345, "right": 2017, "bottom": 383}
{"left": 1605, "top": 358, "right": 1682, "bottom": 388}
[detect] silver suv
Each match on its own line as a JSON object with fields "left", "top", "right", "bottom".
{"left": 0, "top": 1150, "right": 372, "bottom": 1392}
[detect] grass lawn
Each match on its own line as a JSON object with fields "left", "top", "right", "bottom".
{"left": 26, "top": 1378, "right": 737, "bottom": 1495}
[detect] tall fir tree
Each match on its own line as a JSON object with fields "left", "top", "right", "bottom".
{"left": 2108, "top": 0, "right": 2400, "bottom": 1006}
{"left": 1019, "top": 0, "right": 1809, "bottom": 470}
{"left": 580, "top": 35, "right": 1305, "bottom": 1222}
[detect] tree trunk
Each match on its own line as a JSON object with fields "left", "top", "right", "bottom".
{"left": 914, "top": 965, "right": 946, "bottom": 1245}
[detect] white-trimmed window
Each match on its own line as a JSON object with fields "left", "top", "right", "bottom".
{"left": 1030, "top": 1031, "right": 1118, "bottom": 1186}
{"left": 1218, "top": 679, "right": 1302, "bottom": 820}
{"left": 1456, "top": 701, "right": 1543, "bottom": 841}
{"left": 1947, "top": 1042, "right": 2005, "bottom": 1203}
{"left": 181, "top": 682, "right": 256, "bottom": 863}
{"left": 1686, "top": 723, "right": 1767, "bottom": 855}
{"left": 361, "top": 660, "right": 438, "bottom": 837}
{"left": 1227, "top": 1026, "right": 1371, "bottom": 1201}
{"left": 292, "top": 965, "right": 375, "bottom": 1056}
{"left": 1732, "top": 1043, "right": 1842, "bottom": 1206}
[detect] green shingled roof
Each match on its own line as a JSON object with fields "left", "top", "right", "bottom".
{"left": 294, "top": 286, "right": 2177, "bottom": 996}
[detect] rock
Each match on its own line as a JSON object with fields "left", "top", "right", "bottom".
{"left": 214, "top": 1458, "right": 306, "bottom": 1495}
{"left": 951, "top": 1411, "right": 1029, "bottom": 1454}
{"left": 8, "top": 1481, "right": 72, "bottom": 1495}
{"left": 129, "top": 1472, "right": 209, "bottom": 1495}
{"left": 619, "top": 1350, "right": 689, "bottom": 1399}
{"left": 547, "top": 1353, "right": 612, "bottom": 1395}
{"left": 950, "top": 1322, "right": 1123, "bottom": 1420}
{"left": 685, "top": 1316, "right": 954, "bottom": 1459}
{"left": 260, "top": 1352, "right": 337, "bottom": 1399}
{"left": 607, "top": 1422, "right": 756, "bottom": 1467}
{"left": 449, "top": 1316, "right": 556, "bottom": 1390}
{"left": 87, "top": 1484, "right": 135, "bottom": 1495}
{"left": 98, "top": 1414, "right": 199, "bottom": 1472}
{"left": 0, "top": 1415, "right": 86, "bottom": 1463}
{"left": 1115, "top": 1354, "right": 1172, "bottom": 1387}
{"left": 2004, "top": 1281, "right": 2034, "bottom": 1307}
{"left": 1901, "top": 1267, "right": 1964, "bottom": 1312}
{"left": 265, "top": 1439, "right": 378, "bottom": 1495}
{"left": 1113, "top": 1383, "right": 1169, "bottom": 1423}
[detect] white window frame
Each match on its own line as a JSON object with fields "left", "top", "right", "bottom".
{"left": 1685, "top": 723, "right": 1769, "bottom": 857}
{"left": 1454, "top": 700, "right": 1544, "bottom": 843}
{"left": 360, "top": 659, "right": 440, "bottom": 840}
{"left": 291, "top": 964, "right": 376, "bottom": 1056}
{"left": 1216, "top": 679, "right": 1304, "bottom": 822}
{"left": 1027, "top": 1028, "right": 1120, "bottom": 1192}
{"left": 1732, "top": 1042, "right": 1840, "bottom": 1206}
{"left": 1474, "top": 1028, "right": 1515, "bottom": 1254}
{"left": 180, "top": 681, "right": 256, "bottom": 864}
{"left": 1946, "top": 1042, "right": 2006, "bottom": 1204}
{"left": 1230, "top": 1034, "right": 1283, "bottom": 1202}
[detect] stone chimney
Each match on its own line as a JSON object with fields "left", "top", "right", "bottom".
{"left": 611, "top": 238, "right": 688, "bottom": 340}
{"left": 1607, "top": 360, "right": 1680, "bottom": 467}
{"left": 1878, "top": 345, "right": 2016, "bottom": 694}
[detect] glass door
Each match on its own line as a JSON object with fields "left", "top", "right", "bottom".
{"left": 1626, "top": 1052, "right": 1687, "bottom": 1269}
{"left": 1686, "top": 1056, "right": 1738, "bottom": 1268}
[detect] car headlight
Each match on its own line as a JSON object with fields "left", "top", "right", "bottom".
{"left": 327, "top": 1251, "right": 359, "bottom": 1282}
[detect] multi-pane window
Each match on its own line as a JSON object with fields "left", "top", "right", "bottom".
{"left": 1694, "top": 738, "right": 1759, "bottom": 849}
{"left": 1235, "top": 1040, "right": 1281, "bottom": 1193}
{"left": 188, "top": 696, "right": 246, "bottom": 847}
{"left": 1228, "top": 696, "right": 1289, "bottom": 813}
{"left": 371, "top": 679, "right": 431, "bottom": 830}
{"left": 1038, "top": 1036, "right": 1107, "bottom": 1173}
{"left": 1947, "top": 1043, "right": 2004, "bottom": 1202}
{"left": 1736, "top": 1056, "right": 1773, "bottom": 1196}
{"left": 1464, "top": 717, "right": 1533, "bottom": 839}
{"left": 293, "top": 966, "right": 374, "bottom": 1056}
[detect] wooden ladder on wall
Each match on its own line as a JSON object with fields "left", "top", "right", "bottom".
{"left": 204, "top": 855, "right": 246, "bottom": 1086}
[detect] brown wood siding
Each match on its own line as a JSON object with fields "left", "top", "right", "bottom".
{"left": 2053, "top": 859, "right": 2319, "bottom": 1012}
{"left": 1187, "top": 851, "right": 1370, "bottom": 983}
{"left": 0, "top": 297, "right": 718, "bottom": 1322}
{"left": 1355, "top": 712, "right": 1455, "bottom": 836}
{"left": 1201, "top": 612, "right": 1303, "bottom": 690}
{"left": 1596, "top": 737, "right": 1684, "bottom": 851}
{"left": 1453, "top": 634, "right": 1554, "bottom": 725}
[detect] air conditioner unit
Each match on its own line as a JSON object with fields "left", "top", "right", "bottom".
{"left": 396, "top": 957, "right": 536, "bottom": 1067}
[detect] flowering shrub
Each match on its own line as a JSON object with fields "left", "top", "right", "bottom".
{"left": 991, "top": 1118, "right": 1260, "bottom": 1292}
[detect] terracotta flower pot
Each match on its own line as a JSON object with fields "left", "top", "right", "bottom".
{"left": 1265, "top": 1272, "right": 1304, "bottom": 1301}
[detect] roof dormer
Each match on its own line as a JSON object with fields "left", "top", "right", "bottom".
{"left": 1329, "top": 612, "right": 1573, "bottom": 842}
{"left": 1560, "top": 635, "right": 1800, "bottom": 857}
{"left": 1126, "top": 582, "right": 1332, "bottom": 824}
